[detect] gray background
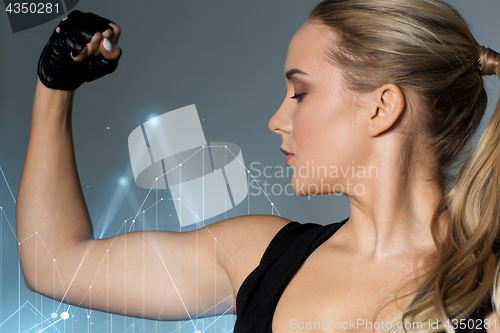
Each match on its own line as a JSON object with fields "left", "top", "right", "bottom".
{"left": 0, "top": 0, "right": 499, "bottom": 332}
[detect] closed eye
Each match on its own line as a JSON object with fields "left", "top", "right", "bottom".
{"left": 291, "top": 93, "right": 305, "bottom": 102}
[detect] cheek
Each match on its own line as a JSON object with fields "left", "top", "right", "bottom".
{"left": 293, "top": 99, "right": 355, "bottom": 160}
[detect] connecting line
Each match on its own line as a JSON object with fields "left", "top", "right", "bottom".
{"left": 141, "top": 199, "right": 164, "bottom": 216}
{"left": 37, "top": 318, "right": 62, "bottom": 332}
{"left": 0, "top": 167, "right": 16, "bottom": 204}
{"left": 167, "top": 295, "right": 234, "bottom": 333}
{"left": 126, "top": 198, "right": 164, "bottom": 233}
{"left": 83, "top": 248, "right": 112, "bottom": 304}
{"left": 203, "top": 226, "right": 234, "bottom": 265}
{"left": 202, "top": 306, "right": 234, "bottom": 331}
{"left": 1, "top": 209, "right": 18, "bottom": 242}
{"left": 247, "top": 165, "right": 280, "bottom": 215}
{"left": 154, "top": 253, "right": 198, "bottom": 330}
{"left": 132, "top": 178, "right": 160, "bottom": 223}
{"left": 55, "top": 255, "right": 88, "bottom": 313}
{"left": 153, "top": 282, "right": 177, "bottom": 323}
{"left": 122, "top": 198, "right": 174, "bottom": 225}
{"left": 34, "top": 235, "right": 56, "bottom": 261}
{"left": 22, "top": 315, "right": 53, "bottom": 333}
{"left": 178, "top": 147, "right": 204, "bottom": 166}
{"left": 74, "top": 283, "right": 92, "bottom": 310}
{"left": 177, "top": 199, "right": 202, "bottom": 223}
{"left": 193, "top": 295, "right": 233, "bottom": 319}
{"left": 34, "top": 234, "right": 70, "bottom": 300}
{"left": 131, "top": 158, "right": 181, "bottom": 222}
{"left": 17, "top": 232, "right": 36, "bottom": 245}
{"left": 223, "top": 148, "right": 282, "bottom": 216}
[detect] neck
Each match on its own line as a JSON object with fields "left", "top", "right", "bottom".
{"left": 339, "top": 140, "right": 445, "bottom": 261}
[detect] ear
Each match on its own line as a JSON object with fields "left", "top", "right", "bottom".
{"left": 367, "top": 84, "right": 405, "bottom": 137}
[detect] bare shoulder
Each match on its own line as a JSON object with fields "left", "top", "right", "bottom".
{"left": 484, "top": 310, "right": 500, "bottom": 333}
{"left": 205, "top": 214, "right": 291, "bottom": 266}
{"left": 204, "top": 214, "right": 291, "bottom": 251}
{"left": 201, "top": 215, "right": 291, "bottom": 296}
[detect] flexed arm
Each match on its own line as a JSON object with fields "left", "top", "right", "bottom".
{"left": 16, "top": 11, "right": 292, "bottom": 322}
{"left": 17, "top": 10, "right": 123, "bottom": 291}
{"left": 16, "top": 11, "right": 289, "bottom": 321}
{"left": 17, "top": 12, "right": 237, "bottom": 320}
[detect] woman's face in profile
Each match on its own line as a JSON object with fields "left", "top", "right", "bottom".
{"left": 269, "top": 22, "right": 374, "bottom": 197}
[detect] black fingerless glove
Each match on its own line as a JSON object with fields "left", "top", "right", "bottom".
{"left": 37, "top": 10, "right": 121, "bottom": 90}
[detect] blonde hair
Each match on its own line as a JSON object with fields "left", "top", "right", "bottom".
{"left": 308, "top": 0, "right": 500, "bottom": 331}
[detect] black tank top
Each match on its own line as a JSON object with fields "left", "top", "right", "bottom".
{"left": 234, "top": 219, "right": 494, "bottom": 333}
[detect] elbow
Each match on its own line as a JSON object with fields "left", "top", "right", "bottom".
{"left": 19, "top": 259, "right": 38, "bottom": 292}
{"left": 19, "top": 256, "right": 50, "bottom": 294}
{"left": 24, "top": 278, "right": 36, "bottom": 292}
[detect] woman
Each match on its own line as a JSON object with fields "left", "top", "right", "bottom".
{"left": 16, "top": 0, "right": 500, "bottom": 332}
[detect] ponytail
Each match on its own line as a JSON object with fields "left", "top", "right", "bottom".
{"left": 447, "top": 46, "right": 500, "bottom": 320}
{"left": 403, "top": 47, "right": 500, "bottom": 332}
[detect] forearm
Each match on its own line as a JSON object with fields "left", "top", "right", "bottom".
{"left": 17, "top": 79, "right": 93, "bottom": 288}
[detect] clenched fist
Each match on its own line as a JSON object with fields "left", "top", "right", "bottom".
{"left": 37, "top": 10, "right": 122, "bottom": 90}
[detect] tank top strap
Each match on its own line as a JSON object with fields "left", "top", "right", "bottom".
{"left": 234, "top": 218, "right": 349, "bottom": 332}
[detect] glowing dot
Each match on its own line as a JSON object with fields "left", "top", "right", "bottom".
{"left": 161, "top": 198, "right": 163, "bottom": 200}
{"left": 169, "top": 214, "right": 172, "bottom": 217}
{"left": 195, "top": 215, "right": 198, "bottom": 218}
{"left": 195, "top": 330, "right": 202, "bottom": 333}
{"left": 155, "top": 177, "right": 158, "bottom": 180}
{"left": 247, "top": 170, "right": 250, "bottom": 173}
{"left": 178, "top": 198, "right": 181, "bottom": 201}
{"left": 89, "top": 286, "right": 92, "bottom": 289}
{"left": 146, "top": 114, "right": 159, "bottom": 126}
{"left": 53, "top": 259, "right": 56, "bottom": 262}
{"left": 179, "top": 163, "right": 182, "bottom": 166}
{"left": 143, "top": 211, "right": 145, "bottom": 213}
{"left": 87, "top": 315, "right": 90, "bottom": 318}
{"left": 119, "top": 177, "right": 128, "bottom": 186}
{"left": 271, "top": 203, "right": 274, "bottom": 206}
{"left": 51, "top": 312, "right": 57, "bottom": 318}
{"left": 202, "top": 118, "right": 205, "bottom": 121}
{"left": 18, "top": 243, "right": 20, "bottom": 245}
{"left": 107, "top": 249, "right": 109, "bottom": 252}
{"left": 202, "top": 145, "right": 205, "bottom": 148}
{"left": 87, "top": 185, "right": 89, "bottom": 188}
{"left": 106, "top": 127, "right": 110, "bottom": 130}
{"left": 61, "top": 312, "right": 69, "bottom": 320}
{"left": 132, "top": 220, "right": 135, "bottom": 223}
{"left": 224, "top": 145, "right": 227, "bottom": 148}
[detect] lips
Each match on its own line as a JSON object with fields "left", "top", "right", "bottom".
{"left": 280, "top": 147, "right": 294, "bottom": 164}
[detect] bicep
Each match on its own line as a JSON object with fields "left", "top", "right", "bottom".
{"left": 48, "top": 228, "right": 233, "bottom": 320}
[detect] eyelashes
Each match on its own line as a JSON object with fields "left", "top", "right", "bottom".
{"left": 291, "top": 93, "right": 305, "bottom": 102}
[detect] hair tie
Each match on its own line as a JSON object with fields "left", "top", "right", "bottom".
{"left": 478, "top": 46, "right": 499, "bottom": 76}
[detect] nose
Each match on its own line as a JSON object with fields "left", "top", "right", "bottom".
{"left": 268, "top": 98, "right": 292, "bottom": 136}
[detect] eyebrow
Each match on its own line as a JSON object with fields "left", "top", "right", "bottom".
{"left": 285, "top": 68, "right": 308, "bottom": 80}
